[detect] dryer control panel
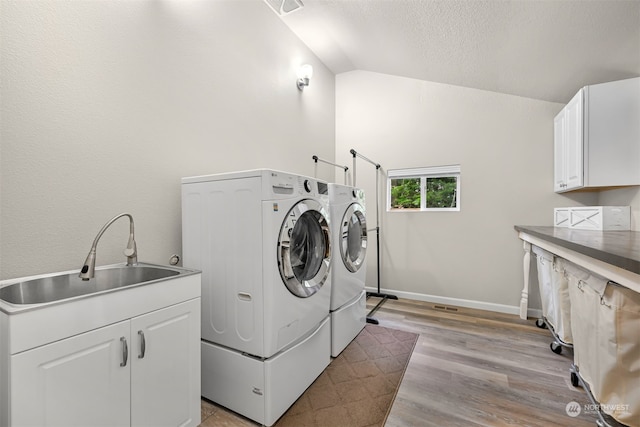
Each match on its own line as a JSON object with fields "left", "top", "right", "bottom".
{"left": 328, "top": 183, "right": 365, "bottom": 206}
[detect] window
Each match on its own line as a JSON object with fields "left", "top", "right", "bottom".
{"left": 387, "top": 165, "right": 460, "bottom": 211}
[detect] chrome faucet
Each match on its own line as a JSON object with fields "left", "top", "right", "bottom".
{"left": 79, "top": 213, "right": 138, "bottom": 280}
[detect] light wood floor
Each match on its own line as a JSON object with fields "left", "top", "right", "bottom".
{"left": 373, "top": 298, "right": 599, "bottom": 427}
{"left": 200, "top": 298, "right": 601, "bottom": 426}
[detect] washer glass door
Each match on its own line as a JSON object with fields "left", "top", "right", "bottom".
{"left": 278, "top": 199, "right": 331, "bottom": 298}
{"left": 340, "top": 203, "right": 367, "bottom": 273}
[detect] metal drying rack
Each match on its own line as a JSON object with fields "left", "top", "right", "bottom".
{"left": 314, "top": 155, "right": 380, "bottom": 323}
{"left": 312, "top": 155, "right": 350, "bottom": 185}
{"left": 350, "top": 149, "right": 397, "bottom": 324}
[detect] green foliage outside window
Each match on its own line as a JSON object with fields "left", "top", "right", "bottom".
{"left": 390, "top": 178, "right": 420, "bottom": 209}
{"left": 426, "top": 177, "right": 457, "bottom": 208}
{"left": 390, "top": 177, "right": 458, "bottom": 210}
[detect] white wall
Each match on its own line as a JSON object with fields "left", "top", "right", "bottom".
{"left": 0, "top": 0, "right": 335, "bottom": 280}
{"left": 336, "top": 70, "right": 599, "bottom": 311}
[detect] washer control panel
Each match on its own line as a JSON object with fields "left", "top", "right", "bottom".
{"left": 268, "top": 170, "right": 328, "bottom": 198}
{"left": 303, "top": 179, "right": 312, "bottom": 193}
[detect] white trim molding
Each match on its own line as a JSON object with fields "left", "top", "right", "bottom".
{"left": 388, "top": 164, "right": 461, "bottom": 178}
{"left": 366, "top": 286, "right": 542, "bottom": 319}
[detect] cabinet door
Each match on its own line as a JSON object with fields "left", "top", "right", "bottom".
{"left": 553, "top": 111, "right": 567, "bottom": 192}
{"left": 11, "top": 321, "right": 131, "bottom": 427}
{"left": 564, "top": 89, "right": 584, "bottom": 190}
{"left": 131, "top": 299, "right": 201, "bottom": 427}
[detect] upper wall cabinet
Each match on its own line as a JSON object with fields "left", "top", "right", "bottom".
{"left": 554, "top": 77, "right": 640, "bottom": 193}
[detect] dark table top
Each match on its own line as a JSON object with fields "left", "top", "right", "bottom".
{"left": 514, "top": 226, "right": 640, "bottom": 275}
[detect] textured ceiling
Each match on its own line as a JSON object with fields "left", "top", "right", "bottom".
{"left": 278, "top": 0, "right": 640, "bottom": 103}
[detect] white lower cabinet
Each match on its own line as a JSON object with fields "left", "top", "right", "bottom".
{"left": 131, "top": 300, "right": 200, "bottom": 427}
{"left": 10, "top": 299, "right": 200, "bottom": 427}
{"left": 11, "top": 320, "right": 131, "bottom": 427}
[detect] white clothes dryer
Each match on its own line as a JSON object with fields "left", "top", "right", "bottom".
{"left": 328, "top": 183, "right": 368, "bottom": 357}
{"left": 181, "top": 169, "right": 332, "bottom": 426}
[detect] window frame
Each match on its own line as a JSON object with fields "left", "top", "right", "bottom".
{"left": 387, "top": 165, "right": 461, "bottom": 212}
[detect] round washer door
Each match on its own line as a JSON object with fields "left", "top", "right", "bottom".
{"left": 340, "top": 203, "right": 367, "bottom": 273}
{"left": 278, "top": 199, "right": 331, "bottom": 298}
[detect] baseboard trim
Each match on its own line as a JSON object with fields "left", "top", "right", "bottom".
{"left": 365, "top": 287, "right": 543, "bottom": 319}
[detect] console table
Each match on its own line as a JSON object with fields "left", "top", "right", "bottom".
{"left": 514, "top": 225, "right": 640, "bottom": 319}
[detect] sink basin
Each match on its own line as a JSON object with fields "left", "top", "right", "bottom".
{"left": 0, "top": 264, "right": 181, "bottom": 305}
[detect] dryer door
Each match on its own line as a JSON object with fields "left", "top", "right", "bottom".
{"left": 278, "top": 199, "right": 331, "bottom": 298}
{"left": 340, "top": 203, "right": 367, "bottom": 273}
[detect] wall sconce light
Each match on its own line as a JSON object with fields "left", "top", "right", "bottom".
{"left": 296, "top": 64, "right": 313, "bottom": 91}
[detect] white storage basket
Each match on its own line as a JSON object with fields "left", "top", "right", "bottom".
{"left": 566, "top": 263, "right": 599, "bottom": 391}
{"left": 553, "top": 206, "right": 630, "bottom": 230}
{"left": 553, "top": 208, "right": 570, "bottom": 227}
{"left": 550, "top": 258, "right": 572, "bottom": 344}
{"left": 594, "top": 282, "right": 640, "bottom": 426}
{"left": 533, "top": 247, "right": 572, "bottom": 344}
{"left": 569, "top": 206, "right": 631, "bottom": 231}
{"left": 567, "top": 263, "right": 640, "bottom": 427}
{"left": 533, "top": 246, "right": 556, "bottom": 327}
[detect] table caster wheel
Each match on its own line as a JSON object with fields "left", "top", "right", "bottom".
{"left": 535, "top": 319, "right": 547, "bottom": 329}
{"left": 570, "top": 371, "right": 580, "bottom": 387}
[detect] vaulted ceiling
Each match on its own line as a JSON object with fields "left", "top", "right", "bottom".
{"left": 275, "top": 0, "right": 640, "bottom": 103}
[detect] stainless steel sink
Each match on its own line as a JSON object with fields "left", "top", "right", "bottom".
{"left": 0, "top": 265, "right": 181, "bottom": 305}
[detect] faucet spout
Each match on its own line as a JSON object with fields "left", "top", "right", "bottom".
{"left": 79, "top": 213, "right": 138, "bottom": 280}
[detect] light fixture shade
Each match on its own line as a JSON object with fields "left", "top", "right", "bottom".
{"left": 296, "top": 64, "right": 313, "bottom": 90}
{"left": 264, "top": 0, "right": 304, "bottom": 16}
{"left": 297, "top": 64, "right": 313, "bottom": 80}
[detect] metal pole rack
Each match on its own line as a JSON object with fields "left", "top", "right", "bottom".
{"left": 312, "top": 155, "right": 350, "bottom": 185}
{"left": 350, "top": 149, "right": 397, "bottom": 324}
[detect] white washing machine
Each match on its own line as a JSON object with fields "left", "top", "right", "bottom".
{"left": 181, "top": 169, "right": 332, "bottom": 426}
{"left": 328, "top": 183, "right": 368, "bottom": 357}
